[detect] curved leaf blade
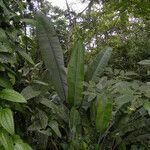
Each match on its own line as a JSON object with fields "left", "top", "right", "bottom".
{"left": 35, "top": 11, "right": 67, "bottom": 101}
{"left": 85, "top": 47, "right": 112, "bottom": 82}
{"left": 18, "top": 50, "right": 35, "bottom": 66}
{"left": 138, "top": 59, "right": 150, "bottom": 66}
{"left": 13, "top": 134, "right": 32, "bottom": 150}
{"left": 69, "top": 107, "right": 81, "bottom": 129}
{"left": 48, "top": 120, "right": 61, "bottom": 138}
{"left": 69, "top": 107, "right": 81, "bottom": 137}
{"left": 21, "top": 86, "right": 40, "bottom": 101}
{"left": 0, "top": 108, "right": 14, "bottom": 135}
{"left": 14, "top": 142, "right": 32, "bottom": 150}
{"left": 67, "top": 40, "right": 84, "bottom": 107}
{"left": 0, "top": 128, "right": 14, "bottom": 150}
{"left": 96, "top": 95, "right": 112, "bottom": 133}
{"left": 0, "top": 89, "right": 26, "bottom": 103}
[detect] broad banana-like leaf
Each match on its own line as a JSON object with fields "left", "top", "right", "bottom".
{"left": 69, "top": 107, "right": 81, "bottom": 138}
{"left": 67, "top": 40, "right": 84, "bottom": 107}
{"left": 85, "top": 47, "right": 112, "bottom": 82}
{"left": 95, "top": 95, "right": 112, "bottom": 133}
{"left": 35, "top": 12, "right": 67, "bottom": 101}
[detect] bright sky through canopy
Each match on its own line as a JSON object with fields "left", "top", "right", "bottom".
{"left": 48, "top": 0, "right": 88, "bottom": 12}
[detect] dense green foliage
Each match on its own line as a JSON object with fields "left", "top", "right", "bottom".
{"left": 0, "top": 0, "right": 149, "bottom": 150}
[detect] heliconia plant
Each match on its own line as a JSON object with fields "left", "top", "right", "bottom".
{"left": 35, "top": 12, "right": 67, "bottom": 102}
{"left": 67, "top": 39, "right": 85, "bottom": 107}
{"left": 35, "top": 11, "right": 113, "bottom": 149}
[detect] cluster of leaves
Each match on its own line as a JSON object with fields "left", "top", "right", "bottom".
{"left": 77, "top": 0, "right": 150, "bottom": 71}
{"left": 0, "top": 0, "right": 149, "bottom": 149}
{"left": 0, "top": 0, "right": 34, "bottom": 149}
{"left": 19, "top": 11, "right": 149, "bottom": 149}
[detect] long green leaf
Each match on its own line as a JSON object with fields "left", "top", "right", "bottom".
{"left": 95, "top": 95, "right": 112, "bottom": 133}
{"left": 48, "top": 120, "right": 61, "bottom": 138}
{"left": 85, "top": 47, "right": 112, "bottom": 82}
{"left": 69, "top": 107, "right": 81, "bottom": 129}
{"left": 21, "top": 86, "right": 40, "bottom": 101}
{"left": 18, "top": 50, "right": 35, "bottom": 66}
{"left": 0, "top": 128, "right": 14, "bottom": 150}
{"left": 35, "top": 11, "right": 67, "bottom": 101}
{"left": 0, "top": 89, "right": 26, "bottom": 103}
{"left": 14, "top": 142, "right": 32, "bottom": 150}
{"left": 21, "top": 18, "right": 37, "bottom": 26}
{"left": 67, "top": 40, "right": 84, "bottom": 107}
{"left": 138, "top": 59, "right": 150, "bottom": 66}
{"left": 0, "top": 108, "right": 14, "bottom": 135}
{"left": 69, "top": 107, "right": 81, "bottom": 138}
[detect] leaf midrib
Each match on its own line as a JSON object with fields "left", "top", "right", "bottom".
{"left": 39, "top": 17, "right": 66, "bottom": 101}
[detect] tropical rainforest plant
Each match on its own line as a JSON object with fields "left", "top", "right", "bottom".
{"left": 0, "top": 0, "right": 33, "bottom": 149}
{"left": 0, "top": 0, "right": 149, "bottom": 149}
{"left": 21, "top": 11, "right": 148, "bottom": 149}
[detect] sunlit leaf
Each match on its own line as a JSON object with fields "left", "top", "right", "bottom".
{"left": 96, "top": 95, "right": 112, "bottom": 133}
{"left": 0, "top": 89, "right": 26, "bottom": 103}
{"left": 14, "top": 142, "right": 32, "bottom": 150}
{"left": 0, "top": 128, "right": 14, "bottom": 150}
{"left": 21, "top": 18, "right": 37, "bottom": 26}
{"left": 138, "top": 59, "right": 150, "bottom": 66}
{"left": 0, "top": 108, "right": 14, "bottom": 135}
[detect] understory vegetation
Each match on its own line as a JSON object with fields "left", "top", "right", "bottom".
{"left": 0, "top": 0, "right": 149, "bottom": 149}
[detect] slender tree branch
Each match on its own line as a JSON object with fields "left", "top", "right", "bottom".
{"left": 65, "top": 0, "right": 72, "bottom": 26}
